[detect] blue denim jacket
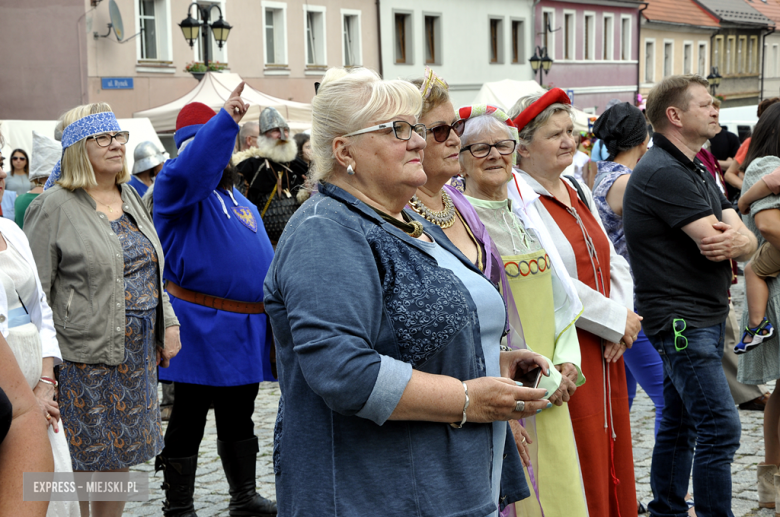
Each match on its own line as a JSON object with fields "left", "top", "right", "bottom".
{"left": 263, "top": 183, "right": 528, "bottom": 516}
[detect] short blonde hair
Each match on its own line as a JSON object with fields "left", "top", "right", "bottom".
{"left": 309, "top": 67, "right": 422, "bottom": 183}
{"left": 508, "top": 93, "right": 572, "bottom": 165}
{"left": 646, "top": 74, "right": 709, "bottom": 131}
{"left": 58, "top": 103, "right": 130, "bottom": 190}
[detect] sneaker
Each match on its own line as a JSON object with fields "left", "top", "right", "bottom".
{"left": 735, "top": 317, "right": 775, "bottom": 354}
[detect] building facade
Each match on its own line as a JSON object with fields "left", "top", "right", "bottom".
{"left": 377, "top": 0, "right": 536, "bottom": 108}
{"left": 639, "top": 0, "right": 718, "bottom": 101}
{"left": 534, "top": 0, "right": 642, "bottom": 115}
{"left": 0, "top": 0, "right": 380, "bottom": 120}
{"left": 745, "top": 0, "right": 780, "bottom": 100}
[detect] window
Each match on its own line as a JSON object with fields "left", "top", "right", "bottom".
{"left": 263, "top": 2, "right": 287, "bottom": 66}
{"left": 726, "top": 36, "right": 735, "bottom": 74}
{"left": 424, "top": 15, "right": 441, "bottom": 65}
{"left": 541, "top": 9, "right": 555, "bottom": 59}
{"left": 664, "top": 41, "right": 673, "bottom": 77}
{"left": 714, "top": 35, "right": 724, "bottom": 71}
{"left": 698, "top": 42, "right": 707, "bottom": 75}
{"left": 683, "top": 42, "right": 692, "bottom": 74}
{"left": 511, "top": 20, "right": 524, "bottom": 64}
{"left": 645, "top": 40, "right": 654, "bottom": 82}
{"left": 602, "top": 14, "right": 613, "bottom": 60}
{"left": 749, "top": 36, "right": 758, "bottom": 74}
{"left": 620, "top": 16, "right": 631, "bottom": 61}
{"left": 304, "top": 6, "right": 327, "bottom": 67}
{"left": 564, "top": 12, "right": 574, "bottom": 60}
{"left": 194, "top": 1, "right": 227, "bottom": 66}
{"left": 394, "top": 12, "right": 412, "bottom": 64}
{"left": 490, "top": 18, "right": 504, "bottom": 64}
{"left": 341, "top": 10, "right": 362, "bottom": 67}
{"left": 737, "top": 36, "right": 746, "bottom": 74}
{"left": 584, "top": 13, "right": 595, "bottom": 60}
{"left": 134, "top": 0, "right": 172, "bottom": 63}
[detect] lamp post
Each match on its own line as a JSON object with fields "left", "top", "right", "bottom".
{"left": 179, "top": 2, "right": 232, "bottom": 69}
{"left": 530, "top": 46, "right": 553, "bottom": 87}
{"left": 706, "top": 66, "right": 722, "bottom": 96}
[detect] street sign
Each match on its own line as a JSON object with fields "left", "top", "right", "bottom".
{"left": 566, "top": 89, "right": 574, "bottom": 105}
{"left": 101, "top": 77, "right": 134, "bottom": 90}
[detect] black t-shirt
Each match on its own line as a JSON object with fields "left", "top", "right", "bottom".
{"left": 708, "top": 127, "right": 740, "bottom": 161}
{"left": 235, "top": 156, "right": 304, "bottom": 207}
{"left": 623, "top": 133, "right": 732, "bottom": 336}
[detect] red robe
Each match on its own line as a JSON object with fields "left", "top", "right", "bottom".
{"left": 540, "top": 182, "right": 637, "bottom": 517}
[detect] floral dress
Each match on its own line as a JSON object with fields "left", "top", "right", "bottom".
{"left": 59, "top": 214, "right": 162, "bottom": 471}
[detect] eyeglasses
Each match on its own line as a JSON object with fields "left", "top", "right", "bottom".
{"left": 460, "top": 139, "right": 516, "bottom": 159}
{"left": 12, "top": 156, "right": 26, "bottom": 161}
{"left": 427, "top": 120, "right": 466, "bottom": 143}
{"left": 672, "top": 318, "right": 688, "bottom": 351}
{"left": 88, "top": 131, "right": 130, "bottom": 147}
{"left": 343, "top": 120, "right": 427, "bottom": 141}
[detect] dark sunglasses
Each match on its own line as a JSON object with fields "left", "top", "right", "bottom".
{"left": 12, "top": 156, "right": 26, "bottom": 161}
{"left": 427, "top": 120, "right": 466, "bottom": 143}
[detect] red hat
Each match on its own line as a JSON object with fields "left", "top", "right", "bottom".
{"left": 176, "top": 102, "right": 217, "bottom": 131}
{"left": 511, "top": 88, "right": 571, "bottom": 133}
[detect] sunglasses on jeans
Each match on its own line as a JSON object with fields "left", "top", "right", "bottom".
{"left": 427, "top": 120, "right": 467, "bottom": 143}
{"left": 672, "top": 318, "right": 688, "bottom": 351}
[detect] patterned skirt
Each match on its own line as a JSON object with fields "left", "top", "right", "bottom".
{"left": 59, "top": 309, "right": 162, "bottom": 471}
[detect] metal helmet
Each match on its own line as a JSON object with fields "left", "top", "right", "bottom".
{"left": 132, "top": 141, "right": 166, "bottom": 175}
{"left": 259, "top": 107, "right": 289, "bottom": 135}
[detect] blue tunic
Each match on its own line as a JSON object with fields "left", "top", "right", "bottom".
{"left": 154, "top": 108, "right": 276, "bottom": 386}
{"left": 128, "top": 176, "right": 149, "bottom": 198}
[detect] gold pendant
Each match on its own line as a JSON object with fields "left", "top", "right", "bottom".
{"left": 108, "top": 206, "right": 113, "bottom": 213}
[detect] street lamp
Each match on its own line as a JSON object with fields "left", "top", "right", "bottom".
{"left": 706, "top": 67, "right": 722, "bottom": 95}
{"left": 530, "top": 46, "right": 553, "bottom": 87}
{"left": 179, "top": 3, "right": 232, "bottom": 69}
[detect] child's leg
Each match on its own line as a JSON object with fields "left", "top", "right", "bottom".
{"left": 746, "top": 262, "right": 771, "bottom": 334}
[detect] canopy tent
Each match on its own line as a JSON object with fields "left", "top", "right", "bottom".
{"left": 1, "top": 117, "right": 165, "bottom": 174}
{"left": 134, "top": 72, "right": 312, "bottom": 133}
{"left": 471, "top": 79, "right": 592, "bottom": 133}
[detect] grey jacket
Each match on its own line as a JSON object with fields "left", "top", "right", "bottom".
{"left": 24, "top": 184, "right": 178, "bottom": 365}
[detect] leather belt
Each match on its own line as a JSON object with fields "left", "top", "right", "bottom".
{"left": 166, "top": 282, "right": 265, "bottom": 314}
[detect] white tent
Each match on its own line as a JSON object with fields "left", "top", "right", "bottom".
{"left": 134, "top": 72, "right": 312, "bottom": 133}
{"left": 471, "top": 79, "right": 592, "bottom": 132}
{"left": 0, "top": 118, "right": 165, "bottom": 174}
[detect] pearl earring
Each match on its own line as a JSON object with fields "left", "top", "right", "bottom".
{"left": 347, "top": 164, "right": 355, "bottom": 175}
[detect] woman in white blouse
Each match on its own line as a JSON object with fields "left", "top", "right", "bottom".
{"left": 0, "top": 217, "right": 79, "bottom": 517}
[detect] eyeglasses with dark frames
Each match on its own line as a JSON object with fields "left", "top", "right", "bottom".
{"left": 427, "top": 119, "right": 466, "bottom": 143}
{"left": 88, "top": 131, "right": 130, "bottom": 148}
{"left": 343, "top": 120, "right": 427, "bottom": 141}
{"left": 459, "top": 139, "right": 516, "bottom": 159}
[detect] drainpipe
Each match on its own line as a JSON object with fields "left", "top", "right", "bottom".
{"left": 636, "top": 2, "right": 648, "bottom": 103}
{"left": 761, "top": 25, "right": 775, "bottom": 102}
{"left": 376, "top": 0, "right": 383, "bottom": 78}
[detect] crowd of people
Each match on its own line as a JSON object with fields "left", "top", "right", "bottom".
{"left": 0, "top": 67, "right": 779, "bottom": 517}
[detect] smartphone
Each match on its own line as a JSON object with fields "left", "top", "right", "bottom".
{"left": 515, "top": 367, "right": 542, "bottom": 389}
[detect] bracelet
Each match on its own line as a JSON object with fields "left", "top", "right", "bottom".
{"left": 39, "top": 376, "right": 58, "bottom": 388}
{"left": 450, "top": 381, "right": 470, "bottom": 429}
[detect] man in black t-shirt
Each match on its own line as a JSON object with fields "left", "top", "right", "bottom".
{"left": 624, "top": 75, "right": 757, "bottom": 516}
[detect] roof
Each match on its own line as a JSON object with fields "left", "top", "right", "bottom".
{"left": 642, "top": 0, "right": 719, "bottom": 27}
{"left": 742, "top": 0, "right": 780, "bottom": 25}
{"left": 694, "top": 0, "right": 773, "bottom": 25}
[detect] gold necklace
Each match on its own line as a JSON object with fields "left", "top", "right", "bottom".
{"left": 408, "top": 190, "right": 456, "bottom": 229}
{"left": 88, "top": 192, "right": 120, "bottom": 213}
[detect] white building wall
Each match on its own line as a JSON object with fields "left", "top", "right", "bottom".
{"left": 379, "top": 0, "right": 536, "bottom": 108}
{"left": 763, "top": 32, "right": 780, "bottom": 100}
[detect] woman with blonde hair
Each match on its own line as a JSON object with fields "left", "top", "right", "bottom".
{"left": 264, "top": 67, "right": 552, "bottom": 517}
{"left": 25, "top": 102, "right": 180, "bottom": 517}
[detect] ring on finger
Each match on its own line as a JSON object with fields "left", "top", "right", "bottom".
{"left": 515, "top": 400, "right": 525, "bottom": 412}
{"left": 521, "top": 437, "right": 527, "bottom": 444}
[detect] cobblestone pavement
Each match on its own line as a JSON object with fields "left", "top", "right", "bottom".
{"left": 126, "top": 275, "right": 774, "bottom": 516}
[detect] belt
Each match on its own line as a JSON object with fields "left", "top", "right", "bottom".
{"left": 165, "top": 282, "right": 265, "bottom": 314}
{"left": 8, "top": 306, "right": 31, "bottom": 328}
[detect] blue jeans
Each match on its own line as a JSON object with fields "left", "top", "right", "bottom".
{"left": 647, "top": 322, "right": 740, "bottom": 517}
{"left": 625, "top": 329, "right": 665, "bottom": 437}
